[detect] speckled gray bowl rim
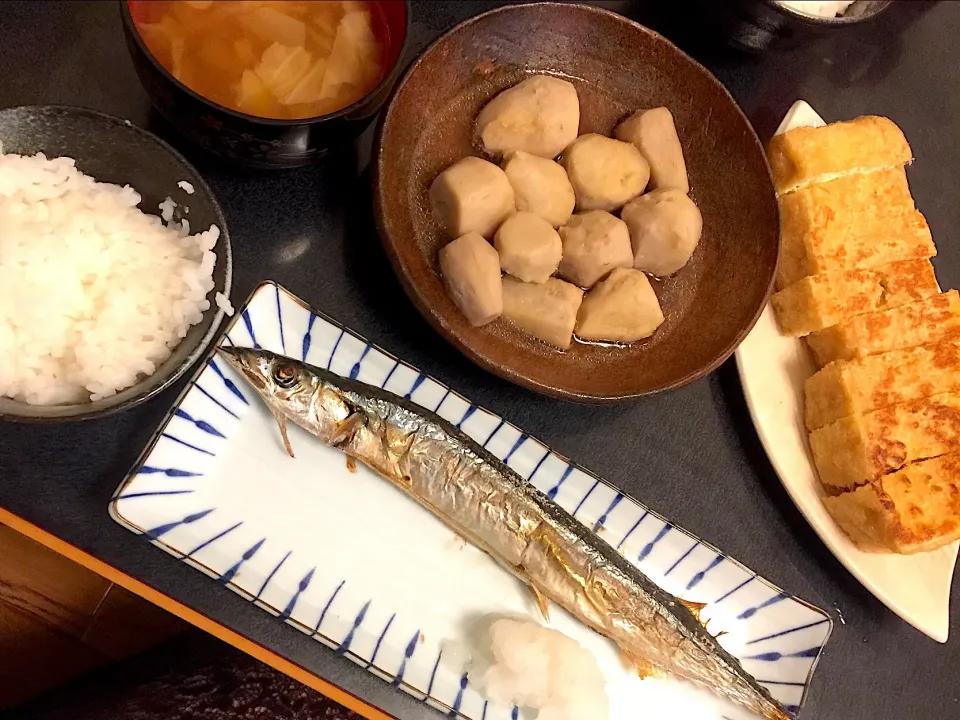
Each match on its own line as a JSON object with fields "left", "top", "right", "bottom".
{"left": 766, "top": 0, "right": 892, "bottom": 26}
{"left": 0, "top": 104, "right": 233, "bottom": 423}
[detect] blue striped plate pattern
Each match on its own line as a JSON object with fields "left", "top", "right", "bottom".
{"left": 111, "top": 281, "right": 832, "bottom": 720}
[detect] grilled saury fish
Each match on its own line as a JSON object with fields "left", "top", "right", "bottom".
{"left": 219, "top": 346, "right": 790, "bottom": 720}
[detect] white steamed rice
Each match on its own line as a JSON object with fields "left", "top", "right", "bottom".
{"left": 0, "top": 150, "right": 220, "bottom": 405}
{"left": 215, "top": 291, "right": 235, "bottom": 316}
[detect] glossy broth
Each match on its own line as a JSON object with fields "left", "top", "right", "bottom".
{"left": 133, "top": 1, "right": 388, "bottom": 119}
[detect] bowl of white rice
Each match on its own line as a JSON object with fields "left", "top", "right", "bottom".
{"left": 0, "top": 105, "right": 232, "bottom": 421}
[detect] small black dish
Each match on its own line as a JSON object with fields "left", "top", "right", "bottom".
{"left": 0, "top": 105, "right": 232, "bottom": 422}
{"left": 119, "top": 1, "right": 410, "bottom": 169}
{"left": 696, "top": 0, "right": 892, "bottom": 53}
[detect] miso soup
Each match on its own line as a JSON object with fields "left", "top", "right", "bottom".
{"left": 131, "top": 1, "right": 390, "bottom": 120}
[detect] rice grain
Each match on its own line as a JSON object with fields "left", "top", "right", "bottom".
{"left": 0, "top": 151, "right": 220, "bottom": 404}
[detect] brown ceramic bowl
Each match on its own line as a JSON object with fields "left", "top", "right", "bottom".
{"left": 373, "top": 2, "right": 780, "bottom": 402}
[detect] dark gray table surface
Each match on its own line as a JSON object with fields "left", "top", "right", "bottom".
{"left": 1, "top": 2, "right": 958, "bottom": 719}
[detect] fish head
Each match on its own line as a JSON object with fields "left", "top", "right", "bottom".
{"left": 217, "top": 346, "right": 353, "bottom": 443}
{"left": 218, "top": 345, "right": 319, "bottom": 412}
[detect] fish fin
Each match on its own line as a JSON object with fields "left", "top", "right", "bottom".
{"left": 330, "top": 412, "right": 366, "bottom": 447}
{"left": 529, "top": 584, "right": 551, "bottom": 621}
{"left": 680, "top": 599, "right": 708, "bottom": 625}
{"left": 512, "top": 566, "right": 551, "bottom": 621}
{"left": 622, "top": 651, "right": 666, "bottom": 680}
{"left": 271, "top": 408, "right": 295, "bottom": 458}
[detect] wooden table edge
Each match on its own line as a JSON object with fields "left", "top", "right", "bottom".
{"left": 0, "top": 505, "right": 395, "bottom": 720}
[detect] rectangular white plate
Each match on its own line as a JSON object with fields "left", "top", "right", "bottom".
{"left": 735, "top": 100, "right": 958, "bottom": 643}
{"left": 112, "top": 281, "right": 831, "bottom": 719}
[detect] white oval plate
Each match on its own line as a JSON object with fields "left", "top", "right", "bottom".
{"left": 111, "top": 281, "right": 832, "bottom": 719}
{"left": 735, "top": 100, "right": 958, "bottom": 643}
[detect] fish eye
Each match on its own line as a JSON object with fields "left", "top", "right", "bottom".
{"left": 272, "top": 363, "right": 299, "bottom": 389}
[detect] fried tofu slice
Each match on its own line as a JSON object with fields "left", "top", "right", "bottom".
{"left": 823, "top": 454, "right": 960, "bottom": 554}
{"left": 774, "top": 167, "right": 932, "bottom": 288}
{"left": 767, "top": 115, "right": 912, "bottom": 196}
{"left": 805, "top": 290, "right": 960, "bottom": 367}
{"left": 777, "top": 205, "right": 934, "bottom": 288}
{"left": 805, "top": 341, "right": 960, "bottom": 431}
{"left": 809, "top": 390, "right": 960, "bottom": 490}
{"left": 772, "top": 258, "right": 939, "bottom": 337}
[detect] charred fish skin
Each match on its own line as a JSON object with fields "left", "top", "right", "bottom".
{"left": 218, "top": 347, "right": 790, "bottom": 720}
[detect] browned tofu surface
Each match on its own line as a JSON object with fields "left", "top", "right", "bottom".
{"left": 773, "top": 258, "right": 939, "bottom": 336}
{"left": 810, "top": 390, "right": 960, "bottom": 490}
{"left": 775, "top": 167, "right": 921, "bottom": 288}
{"left": 823, "top": 453, "right": 960, "bottom": 554}
{"left": 805, "top": 341, "right": 960, "bottom": 430}
{"left": 767, "top": 115, "right": 912, "bottom": 196}
{"left": 776, "top": 206, "right": 934, "bottom": 288}
{"left": 805, "top": 291, "right": 960, "bottom": 367}
{"left": 781, "top": 165, "right": 913, "bottom": 221}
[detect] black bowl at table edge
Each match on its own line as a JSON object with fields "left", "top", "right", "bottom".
{"left": 691, "top": 0, "right": 892, "bottom": 53}
{"left": 0, "top": 104, "right": 232, "bottom": 423}
{"left": 117, "top": 0, "right": 411, "bottom": 170}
